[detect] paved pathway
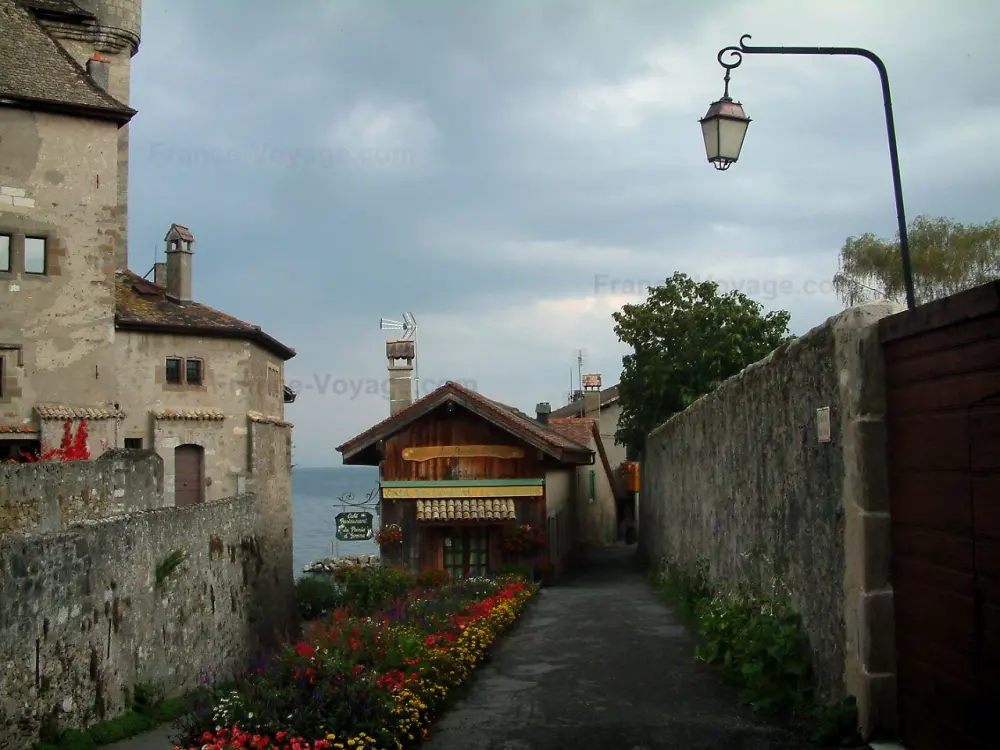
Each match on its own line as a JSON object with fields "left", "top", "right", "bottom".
{"left": 423, "top": 545, "right": 823, "bottom": 750}
{"left": 109, "top": 546, "right": 827, "bottom": 750}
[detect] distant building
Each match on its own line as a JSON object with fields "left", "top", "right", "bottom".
{"left": 549, "top": 379, "right": 626, "bottom": 468}
{"left": 545, "top": 376, "right": 635, "bottom": 538}
{"left": 336, "top": 341, "right": 622, "bottom": 580}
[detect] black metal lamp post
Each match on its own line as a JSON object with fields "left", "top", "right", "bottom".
{"left": 700, "top": 34, "right": 916, "bottom": 310}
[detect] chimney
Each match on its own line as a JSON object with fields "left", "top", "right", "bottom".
{"left": 386, "top": 339, "right": 415, "bottom": 416}
{"left": 153, "top": 262, "right": 167, "bottom": 287}
{"left": 582, "top": 373, "right": 602, "bottom": 419}
{"left": 163, "top": 224, "right": 194, "bottom": 302}
{"left": 536, "top": 402, "right": 551, "bottom": 425}
{"left": 86, "top": 52, "right": 109, "bottom": 92}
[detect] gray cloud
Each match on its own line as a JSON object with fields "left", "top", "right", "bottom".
{"left": 129, "top": 0, "right": 1000, "bottom": 464}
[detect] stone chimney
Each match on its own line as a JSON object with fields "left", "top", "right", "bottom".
{"left": 387, "top": 339, "right": 415, "bottom": 416}
{"left": 582, "top": 373, "right": 602, "bottom": 419}
{"left": 536, "top": 402, "right": 551, "bottom": 425}
{"left": 153, "top": 262, "right": 166, "bottom": 287}
{"left": 164, "top": 224, "right": 194, "bottom": 302}
{"left": 86, "top": 52, "right": 109, "bottom": 92}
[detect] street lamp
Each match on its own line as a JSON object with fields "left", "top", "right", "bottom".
{"left": 699, "top": 62, "right": 751, "bottom": 171}
{"left": 701, "top": 34, "right": 916, "bottom": 310}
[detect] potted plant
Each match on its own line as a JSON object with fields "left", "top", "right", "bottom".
{"left": 374, "top": 523, "right": 403, "bottom": 545}
{"left": 502, "top": 523, "right": 546, "bottom": 555}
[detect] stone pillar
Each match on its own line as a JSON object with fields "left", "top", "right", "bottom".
{"left": 834, "top": 301, "right": 904, "bottom": 740}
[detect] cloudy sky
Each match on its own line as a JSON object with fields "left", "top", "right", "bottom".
{"left": 128, "top": 0, "right": 1000, "bottom": 466}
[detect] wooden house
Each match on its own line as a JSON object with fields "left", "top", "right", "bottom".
{"left": 336, "top": 376, "right": 596, "bottom": 580}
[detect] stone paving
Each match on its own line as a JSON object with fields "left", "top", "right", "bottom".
{"left": 423, "top": 545, "right": 823, "bottom": 750}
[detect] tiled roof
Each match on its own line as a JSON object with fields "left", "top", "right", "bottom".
{"left": 549, "top": 384, "right": 620, "bottom": 419}
{"left": 0, "top": 0, "right": 134, "bottom": 123}
{"left": 548, "top": 417, "right": 597, "bottom": 448}
{"left": 0, "top": 424, "right": 37, "bottom": 434}
{"left": 152, "top": 408, "right": 225, "bottom": 421}
{"left": 337, "top": 381, "right": 594, "bottom": 463}
{"left": 165, "top": 223, "right": 194, "bottom": 242}
{"left": 416, "top": 498, "right": 517, "bottom": 522}
{"left": 115, "top": 270, "right": 296, "bottom": 361}
{"left": 35, "top": 404, "right": 125, "bottom": 420}
{"left": 247, "top": 411, "right": 292, "bottom": 428}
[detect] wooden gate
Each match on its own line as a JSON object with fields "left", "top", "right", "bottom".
{"left": 880, "top": 282, "right": 1000, "bottom": 749}
{"left": 174, "top": 443, "right": 204, "bottom": 507}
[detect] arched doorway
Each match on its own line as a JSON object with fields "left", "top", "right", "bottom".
{"left": 174, "top": 444, "right": 204, "bottom": 507}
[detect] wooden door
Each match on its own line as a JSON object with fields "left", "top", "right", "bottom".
{"left": 174, "top": 444, "right": 204, "bottom": 507}
{"left": 971, "top": 398, "right": 1000, "bottom": 730}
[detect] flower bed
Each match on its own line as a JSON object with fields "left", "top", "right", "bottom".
{"left": 174, "top": 574, "right": 534, "bottom": 750}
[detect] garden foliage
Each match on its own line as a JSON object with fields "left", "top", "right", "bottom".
{"left": 179, "top": 567, "right": 535, "bottom": 749}
{"left": 650, "top": 561, "right": 859, "bottom": 745}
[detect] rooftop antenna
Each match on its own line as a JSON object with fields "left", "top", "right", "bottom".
{"left": 380, "top": 312, "right": 419, "bottom": 399}
{"left": 577, "top": 349, "right": 584, "bottom": 400}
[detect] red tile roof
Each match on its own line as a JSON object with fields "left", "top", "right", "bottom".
{"left": 165, "top": 223, "right": 194, "bottom": 242}
{"left": 0, "top": 424, "right": 37, "bottom": 434}
{"left": 548, "top": 417, "right": 597, "bottom": 448}
{"left": 337, "top": 381, "right": 593, "bottom": 463}
{"left": 114, "top": 270, "right": 295, "bottom": 360}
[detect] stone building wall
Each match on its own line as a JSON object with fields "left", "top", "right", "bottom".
{"left": 114, "top": 331, "right": 287, "bottom": 504}
{"left": 0, "top": 109, "right": 121, "bottom": 429}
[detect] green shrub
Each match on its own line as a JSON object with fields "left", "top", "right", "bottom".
{"left": 332, "top": 565, "right": 411, "bottom": 616}
{"left": 295, "top": 574, "right": 342, "bottom": 620}
{"left": 86, "top": 712, "right": 152, "bottom": 745}
{"left": 49, "top": 730, "right": 94, "bottom": 750}
{"left": 695, "top": 585, "right": 812, "bottom": 714}
{"left": 650, "top": 559, "right": 861, "bottom": 746}
{"left": 496, "top": 563, "right": 533, "bottom": 582}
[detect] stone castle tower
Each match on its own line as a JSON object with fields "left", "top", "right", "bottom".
{"left": 33, "top": 0, "right": 142, "bottom": 269}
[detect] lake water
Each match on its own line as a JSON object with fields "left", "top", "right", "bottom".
{"left": 292, "top": 466, "right": 381, "bottom": 576}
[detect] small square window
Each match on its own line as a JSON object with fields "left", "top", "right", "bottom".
{"left": 24, "top": 237, "right": 46, "bottom": 274}
{"left": 0, "top": 235, "right": 10, "bottom": 272}
{"left": 124, "top": 438, "right": 143, "bottom": 451}
{"left": 186, "top": 358, "right": 203, "bottom": 385}
{"left": 165, "top": 357, "right": 182, "bottom": 384}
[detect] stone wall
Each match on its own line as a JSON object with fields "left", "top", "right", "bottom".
{"left": 0, "top": 450, "right": 164, "bottom": 536}
{"left": 640, "top": 303, "right": 900, "bottom": 724}
{"left": 0, "top": 494, "right": 267, "bottom": 749}
{"left": 247, "top": 419, "right": 295, "bottom": 645}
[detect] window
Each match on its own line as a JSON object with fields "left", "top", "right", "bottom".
{"left": 24, "top": 237, "right": 46, "bottom": 274}
{"left": 165, "top": 357, "right": 182, "bottom": 384}
{"left": 124, "top": 438, "right": 143, "bottom": 451}
{"left": 0, "top": 234, "right": 10, "bottom": 272}
{"left": 267, "top": 364, "right": 281, "bottom": 398}
{"left": 166, "top": 357, "right": 205, "bottom": 386}
{"left": 443, "top": 528, "right": 489, "bottom": 581}
{"left": 186, "top": 358, "right": 203, "bottom": 385}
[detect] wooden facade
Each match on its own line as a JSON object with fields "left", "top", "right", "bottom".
{"left": 879, "top": 282, "right": 1000, "bottom": 750}
{"left": 337, "top": 383, "right": 593, "bottom": 580}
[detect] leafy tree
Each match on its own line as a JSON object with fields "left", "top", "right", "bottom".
{"left": 613, "top": 273, "right": 792, "bottom": 459}
{"left": 833, "top": 215, "right": 1000, "bottom": 307}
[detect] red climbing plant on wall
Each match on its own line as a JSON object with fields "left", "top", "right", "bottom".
{"left": 18, "top": 420, "right": 91, "bottom": 462}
